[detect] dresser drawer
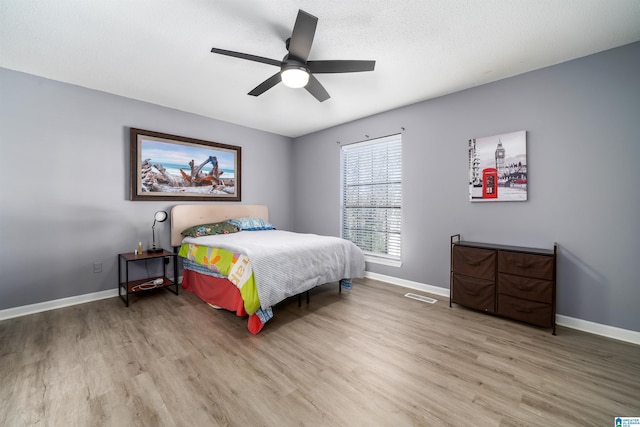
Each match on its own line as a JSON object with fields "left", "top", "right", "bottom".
{"left": 452, "top": 274, "right": 495, "bottom": 313}
{"left": 452, "top": 245, "right": 496, "bottom": 280}
{"left": 498, "top": 273, "right": 553, "bottom": 303}
{"left": 498, "top": 251, "right": 553, "bottom": 280}
{"left": 497, "top": 294, "right": 552, "bottom": 327}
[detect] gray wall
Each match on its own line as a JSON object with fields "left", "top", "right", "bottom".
{"left": 292, "top": 42, "right": 640, "bottom": 332}
{"left": 2, "top": 43, "right": 639, "bottom": 333}
{"left": 0, "top": 68, "right": 293, "bottom": 310}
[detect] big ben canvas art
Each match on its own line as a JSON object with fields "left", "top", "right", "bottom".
{"left": 469, "top": 130, "right": 527, "bottom": 202}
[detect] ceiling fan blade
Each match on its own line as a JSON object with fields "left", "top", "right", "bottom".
{"left": 288, "top": 10, "right": 317, "bottom": 61}
{"left": 305, "top": 74, "right": 330, "bottom": 102}
{"left": 248, "top": 72, "right": 282, "bottom": 97}
{"left": 211, "top": 47, "right": 281, "bottom": 67}
{"left": 308, "top": 60, "right": 376, "bottom": 74}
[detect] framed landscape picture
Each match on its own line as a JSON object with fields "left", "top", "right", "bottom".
{"left": 469, "top": 130, "right": 527, "bottom": 202}
{"left": 130, "top": 128, "right": 241, "bottom": 201}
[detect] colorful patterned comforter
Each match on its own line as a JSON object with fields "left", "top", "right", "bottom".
{"left": 179, "top": 244, "right": 261, "bottom": 314}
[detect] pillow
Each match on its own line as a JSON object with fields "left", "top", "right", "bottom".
{"left": 227, "top": 217, "right": 276, "bottom": 231}
{"left": 181, "top": 221, "right": 240, "bottom": 238}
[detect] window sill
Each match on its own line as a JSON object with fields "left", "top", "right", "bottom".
{"left": 364, "top": 255, "right": 402, "bottom": 268}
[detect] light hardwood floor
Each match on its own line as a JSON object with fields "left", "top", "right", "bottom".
{"left": 1, "top": 278, "right": 639, "bottom": 426}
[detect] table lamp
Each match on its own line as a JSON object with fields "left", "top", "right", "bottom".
{"left": 149, "top": 210, "right": 168, "bottom": 253}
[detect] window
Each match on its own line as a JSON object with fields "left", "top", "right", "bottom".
{"left": 341, "top": 134, "right": 402, "bottom": 263}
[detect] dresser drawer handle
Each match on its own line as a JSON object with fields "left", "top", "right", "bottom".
{"left": 515, "top": 262, "right": 533, "bottom": 268}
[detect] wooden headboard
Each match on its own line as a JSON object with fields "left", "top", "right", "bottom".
{"left": 170, "top": 204, "right": 269, "bottom": 247}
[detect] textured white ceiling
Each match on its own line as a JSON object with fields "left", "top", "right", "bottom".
{"left": 2, "top": 1, "right": 639, "bottom": 138}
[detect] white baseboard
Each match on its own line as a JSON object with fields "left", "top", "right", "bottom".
{"left": 364, "top": 271, "right": 450, "bottom": 298}
{"left": 0, "top": 276, "right": 185, "bottom": 321}
{"left": 555, "top": 315, "right": 640, "bottom": 346}
{"left": 364, "top": 271, "right": 640, "bottom": 346}
{"left": 0, "top": 289, "right": 119, "bottom": 321}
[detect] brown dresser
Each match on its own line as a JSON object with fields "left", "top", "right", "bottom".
{"left": 450, "top": 234, "right": 557, "bottom": 334}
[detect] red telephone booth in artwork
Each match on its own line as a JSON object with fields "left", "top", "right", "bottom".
{"left": 482, "top": 168, "right": 498, "bottom": 199}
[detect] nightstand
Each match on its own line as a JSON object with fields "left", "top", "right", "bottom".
{"left": 118, "top": 249, "right": 179, "bottom": 306}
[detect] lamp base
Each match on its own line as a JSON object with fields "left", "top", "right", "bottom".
{"left": 147, "top": 248, "right": 164, "bottom": 254}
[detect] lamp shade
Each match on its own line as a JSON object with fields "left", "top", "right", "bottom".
{"left": 281, "top": 66, "right": 309, "bottom": 88}
{"left": 154, "top": 211, "right": 168, "bottom": 223}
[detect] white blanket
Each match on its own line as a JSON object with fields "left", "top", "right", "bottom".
{"left": 183, "top": 230, "right": 365, "bottom": 309}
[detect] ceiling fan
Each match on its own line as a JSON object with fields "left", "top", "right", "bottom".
{"left": 210, "top": 9, "right": 376, "bottom": 102}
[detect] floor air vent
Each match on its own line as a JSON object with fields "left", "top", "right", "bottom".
{"left": 404, "top": 293, "right": 437, "bottom": 304}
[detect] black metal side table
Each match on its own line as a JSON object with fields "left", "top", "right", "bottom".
{"left": 118, "top": 249, "right": 178, "bottom": 306}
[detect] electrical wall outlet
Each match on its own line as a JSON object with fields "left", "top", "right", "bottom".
{"left": 93, "top": 262, "right": 103, "bottom": 273}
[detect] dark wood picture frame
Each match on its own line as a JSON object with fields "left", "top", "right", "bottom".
{"left": 130, "top": 128, "right": 241, "bottom": 201}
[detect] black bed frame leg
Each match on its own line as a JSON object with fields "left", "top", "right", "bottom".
{"left": 297, "top": 291, "right": 310, "bottom": 307}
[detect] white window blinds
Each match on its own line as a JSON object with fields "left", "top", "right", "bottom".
{"left": 341, "top": 134, "right": 402, "bottom": 260}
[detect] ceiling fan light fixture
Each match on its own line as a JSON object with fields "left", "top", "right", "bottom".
{"left": 281, "top": 66, "right": 309, "bottom": 88}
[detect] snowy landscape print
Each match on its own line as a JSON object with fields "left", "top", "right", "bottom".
{"left": 468, "top": 130, "right": 527, "bottom": 202}
{"left": 130, "top": 129, "right": 241, "bottom": 201}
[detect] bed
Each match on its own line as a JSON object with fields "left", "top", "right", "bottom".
{"left": 171, "top": 204, "right": 365, "bottom": 334}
